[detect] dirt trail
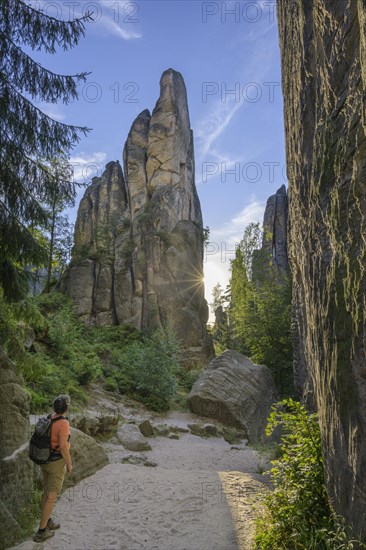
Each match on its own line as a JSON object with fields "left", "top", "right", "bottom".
{"left": 11, "top": 400, "right": 268, "bottom": 550}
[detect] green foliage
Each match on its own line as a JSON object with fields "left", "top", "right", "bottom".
{"left": 16, "top": 487, "right": 43, "bottom": 537}
{"left": 0, "top": 1, "right": 91, "bottom": 300}
{"left": 255, "top": 399, "right": 364, "bottom": 549}
{"left": 35, "top": 290, "right": 70, "bottom": 313}
{"left": 229, "top": 247, "right": 250, "bottom": 354}
{"left": 71, "top": 352, "right": 103, "bottom": 386}
{"left": 105, "top": 376, "right": 119, "bottom": 392}
{"left": 18, "top": 293, "right": 103, "bottom": 410}
{"left": 176, "top": 368, "right": 202, "bottom": 391}
{"left": 46, "top": 300, "right": 84, "bottom": 354}
{"left": 110, "top": 327, "right": 181, "bottom": 411}
{"left": 215, "top": 220, "right": 294, "bottom": 395}
{"left": 0, "top": 291, "right": 47, "bottom": 380}
{"left": 1, "top": 286, "right": 189, "bottom": 415}
{"left": 210, "top": 282, "right": 224, "bottom": 313}
{"left": 242, "top": 274, "right": 293, "bottom": 394}
{"left": 155, "top": 229, "right": 171, "bottom": 246}
{"left": 238, "top": 221, "right": 262, "bottom": 278}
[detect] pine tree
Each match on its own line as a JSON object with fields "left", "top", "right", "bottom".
{"left": 0, "top": 0, "right": 91, "bottom": 299}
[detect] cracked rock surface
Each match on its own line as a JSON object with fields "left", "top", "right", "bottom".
{"left": 60, "top": 69, "right": 214, "bottom": 367}
{"left": 277, "top": 0, "right": 366, "bottom": 539}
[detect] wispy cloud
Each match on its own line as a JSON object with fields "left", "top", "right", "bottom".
{"left": 40, "top": 105, "right": 66, "bottom": 121}
{"left": 196, "top": 100, "right": 243, "bottom": 158}
{"left": 209, "top": 199, "right": 265, "bottom": 246}
{"left": 97, "top": 13, "right": 142, "bottom": 41}
{"left": 195, "top": 19, "right": 277, "bottom": 167}
{"left": 90, "top": 0, "right": 142, "bottom": 41}
{"left": 69, "top": 151, "right": 107, "bottom": 183}
{"left": 32, "top": 0, "right": 143, "bottom": 41}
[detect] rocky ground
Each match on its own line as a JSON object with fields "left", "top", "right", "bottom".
{"left": 10, "top": 386, "right": 270, "bottom": 550}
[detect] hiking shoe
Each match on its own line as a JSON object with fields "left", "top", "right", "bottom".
{"left": 33, "top": 527, "right": 55, "bottom": 542}
{"left": 47, "top": 517, "right": 60, "bottom": 530}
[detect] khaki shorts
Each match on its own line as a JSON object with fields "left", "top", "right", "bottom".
{"left": 41, "top": 458, "right": 66, "bottom": 494}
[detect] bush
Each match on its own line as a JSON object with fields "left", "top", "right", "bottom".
{"left": 177, "top": 368, "right": 202, "bottom": 391}
{"left": 255, "top": 399, "right": 364, "bottom": 549}
{"left": 109, "top": 327, "right": 181, "bottom": 410}
{"left": 27, "top": 388, "right": 51, "bottom": 412}
{"left": 71, "top": 352, "right": 103, "bottom": 386}
{"left": 47, "top": 299, "right": 83, "bottom": 354}
{"left": 65, "top": 382, "right": 88, "bottom": 405}
{"left": 105, "top": 377, "right": 119, "bottom": 392}
{"left": 35, "top": 291, "right": 68, "bottom": 314}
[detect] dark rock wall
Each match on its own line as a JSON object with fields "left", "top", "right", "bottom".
{"left": 277, "top": 0, "right": 366, "bottom": 538}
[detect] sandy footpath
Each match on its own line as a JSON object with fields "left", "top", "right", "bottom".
{"left": 10, "top": 411, "right": 268, "bottom": 550}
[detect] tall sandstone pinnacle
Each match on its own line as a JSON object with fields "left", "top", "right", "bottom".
{"left": 277, "top": 0, "right": 366, "bottom": 540}
{"left": 61, "top": 69, "right": 214, "bottom": 367}
{"left": 252, "top": 184, "right": 289, "bottom": 284}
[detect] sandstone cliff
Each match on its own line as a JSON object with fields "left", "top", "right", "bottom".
{"left": 252, "top": 184, "right": 289, "bottom": 283}
{"left": 0, "top": 348, "right": 33, "bottom": 549}
{"left": 62, "top": 69, "right": 213, "bottom": 367}
{"left": 277, "top": 0, "right": 366, "bottom": 539}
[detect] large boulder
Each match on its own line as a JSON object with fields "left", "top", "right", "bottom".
{"left": 277, "top": 0, "right": 366, "bottom": 539}
{"left": 117, "top": 424, "right": 152, "bottom": 452}
{"left": 187, "top": 350, "right": 277, "bottom": 442}
{"left": 73, "top": 414, "right": 118, "bottom": 438}
{"left": 63, "top": 428, "right": 109, "bottom": 488}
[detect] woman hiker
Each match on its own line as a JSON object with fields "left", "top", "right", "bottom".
{"left": 34, "top": 394, "right": 73, "bottom": 542}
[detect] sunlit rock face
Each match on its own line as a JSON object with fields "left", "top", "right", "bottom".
{"left": 62, "top": 69, "right": 214, "bottom": 367}
{"left": 277, "top": 0, "right": 366, "bottom": 540}
{"left": 252, "top": 184, "right": 289, "bottom": 284}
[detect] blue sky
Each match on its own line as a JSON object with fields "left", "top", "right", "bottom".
{"left": 29, "top": 0, "right": 286, "bottom": 318}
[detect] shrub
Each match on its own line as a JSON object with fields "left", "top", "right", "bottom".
{"left": 255, "top": 399, "right": 364, "bottom": 549}
{"left": 71, "top": 352, "right": 103, "bottom": 386}
{"left": 27, "top": 388, "right": 51, "bottom": 412}
{"left": 35, "top": 291, "right": 68, "bottom": 314}
{"left": 105, "top": 377, "right": 119, "bottom": 392}
{"left": 47, "top": 299, "right": 83, "bottom": 354}
{"left": 65, "top": 382, "right": 88, "bottom": 405}
{"left": 110, "top": 327, "right": 181, "bottom": 409}
{"left": 177, "top": 368, "right": 202, "bottom": 391}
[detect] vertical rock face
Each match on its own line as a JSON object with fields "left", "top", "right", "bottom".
{"left": 262, "top": 184, "right": 289, "bottom": 274}
{"left": 0, "top": 348, "right": 34, "bottom": 548}
{"left": 253, "top": 184, "right": 289, "bottom": 283}
{"left": 277, "top": 0, "right": 366, "bottom": 539}
{"left": 63, "top": 69, "right": 213, "bottom": 366}
{"left": 66, "top": 161, "right": 127, "bottom": 326}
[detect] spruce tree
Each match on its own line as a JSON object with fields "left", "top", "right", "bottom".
{"left": 0, "top": 0, "right": 91, "bottom": 299}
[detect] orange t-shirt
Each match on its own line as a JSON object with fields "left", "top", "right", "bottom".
{"left": 50, "top": 414, "right": 71, "bottom": 451}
